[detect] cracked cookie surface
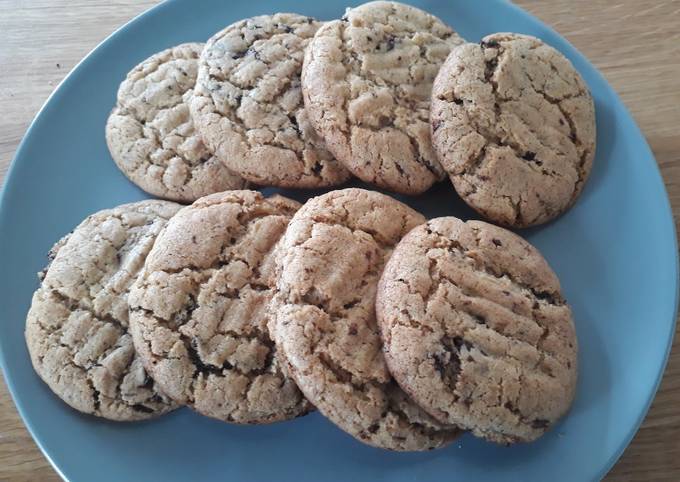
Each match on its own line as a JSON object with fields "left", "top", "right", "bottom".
{"left": 301, "top": 1, "right": 462, "bottom": 194}
{"left": 190, "top": 14, "right": 350, "bottom": 188}
{"left": 25, "top": 200, "right": 182, "bottom": 421}
{"left": 106, "top": 43, "right": 247, "bottom": 203}
{"left": 271, "top": 188, "right": 460, "bottom": 450}
{"left": 376, "top": 217, "right": 578, "bottom": 444}
{"left": 431, "top": 33, "right": 596, "bottom": 227}
{"left": 128, "top": 190, "right": 312, "bottom": 423}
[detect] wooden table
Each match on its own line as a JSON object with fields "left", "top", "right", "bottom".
{"left": 1, "top": 0, "right": 679, "bottom": 480}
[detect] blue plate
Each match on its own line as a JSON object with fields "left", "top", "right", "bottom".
{"left": 0, "top": 1, "right": 677, "bottom": 481}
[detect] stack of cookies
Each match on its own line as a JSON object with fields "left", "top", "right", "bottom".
{"left": 26, "top": 0, "right": 593, "bottom": 452}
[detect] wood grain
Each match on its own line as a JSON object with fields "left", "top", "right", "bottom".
{"left": 0, "top": 1, "right": 678, "bottom": 480}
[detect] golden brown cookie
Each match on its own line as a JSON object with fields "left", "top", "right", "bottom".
{"left": 271, "top": 188, "right": 460, "bottom": 451}
{"left": 25, "top": 200, "right": 182, "bottom": 421}
{"left": 301, "top": 1, "right": 463, "bottom": 194}
{"left": 106, "top": 43, "right": 247, "bottom": 202}
{"left": 190, "top": 15, "right": 350, "bottom": 188}
{"left": 376, "top": 217, "right": 578, "bottom": 444}
{"left": 431, "top": 33, "right": 596, "bottom": 227}
{"left": 128, "top": 190, "right": 312, "bottom": 424}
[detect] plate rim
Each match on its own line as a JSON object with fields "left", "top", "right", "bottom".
{"left": 0, "top": 0, "right": 677, "bottom": 480}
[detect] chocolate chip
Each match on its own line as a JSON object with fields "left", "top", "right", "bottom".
{"left": 453, "top": 336, "right": 472, "bottom": 351}
{"left": 92, "top": 388, "right": 101, "bottom": 410}
{"left": 503, "top": 400, "right": 520, "bottom": 415}
{"left": 187, "top": 339, "right": 224, "bottom": 375}
{"left": 142, "top": 375, "right": 154, "bottom": 389}
{"left": 432, "top": 349, "right": 460, "bottom": 390}
{"left": 132, "top": 404, "right": 154, "bottom": 414}
{"left": 531, "top": 419, "right": 549, "bottom": 429}
{"left": 484, "top": 58, "right": 498, "bottom": 81}
{"left": 245, "top": 47, "right": 261, "bottom": 60}
{"left": 288, "top": 114, "right": 300, "bottom": 134}
{"left": 534, "top": 290, "right": 559, "bottom": 304}
{"left": 492, "top": 238, "right": 502, "bottom": 247}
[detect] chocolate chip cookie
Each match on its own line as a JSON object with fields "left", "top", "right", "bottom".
{"left": 376, "top": 217, "right": 578, "bottom": 443}
{"left": 106, "top": 43, "right": 247, "bottom": 202}
{"left": 190, "top": 14, "right": 350, "bottom": 188}
{"left": 128, "top": 190, "right": 311, "bottom": 424}
{"left": 301, "top": 1, "right": 463, "bottom": 194}
{"left": 431, "top": 33, "right": 596, "bottom": 227}
{"left": 25, "top": 200, "right": 182, "bottom": 420}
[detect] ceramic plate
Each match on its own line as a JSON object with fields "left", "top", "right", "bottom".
{"left": 0, "top": 1, "right": 677, "bottom": 481}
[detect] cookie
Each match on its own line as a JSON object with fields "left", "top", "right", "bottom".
{"left": 271, "top": 188, "right": 459, "bottom": 451}
{"left": 376, "top": 217, "right": 578, "bottom": 444}
{"left": 128, "top": 190, "right": 312, "bottom": 424}
{"left": 431, "top": 33, "right": 596, "bottom": 227}
{"left": 190, "top": 15, "right": 350, "bottom": 188}
{"left": 25, "top": 200, "right": 182, "bottom": 421}
{"left": 106, "top": 43, "right": 247, "bottom": 203}
{"left": 301, "top": 1, "right": 463, "bottom": 194}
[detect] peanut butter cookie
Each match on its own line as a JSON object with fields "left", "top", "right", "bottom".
{"left": 191, "top": 15, "right": 350, "bottom": 188}
{"left": 25, "top": 200, "right": 182, "bottom": 421}
{"left": 377, "top": 217, "right": 578, "bottom": 443}
{"left": 129, "top": 190, "right": 311, "bottom": 424}
{"left": 302, "top": 2, "right": 463, "bottom": 194}
{"left": 106, "top": 43, "right": 247, "bottom": 203}
{"left": 431, "top": 33, "right": 596, "bottom": 227}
